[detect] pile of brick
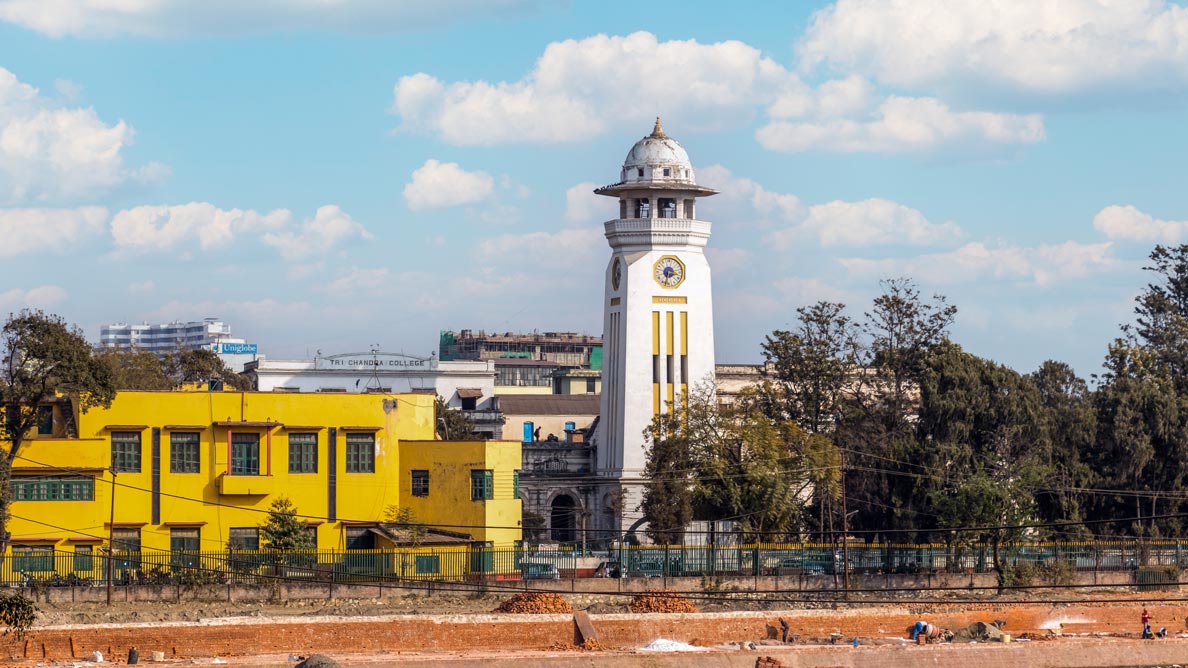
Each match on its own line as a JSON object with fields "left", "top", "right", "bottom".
{"left": 628, "top": 589, "right": 699, "bottom": 614}
{"left": 493, "top": 593, "right": 574, "bottom": 614}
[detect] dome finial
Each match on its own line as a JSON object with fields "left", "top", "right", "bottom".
{"left": 651, "top": 116, "right": 666, "bottom": 138}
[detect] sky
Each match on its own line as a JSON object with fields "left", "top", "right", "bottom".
{"left": 1, "top": 0, "right": 1187, "bottom": 378}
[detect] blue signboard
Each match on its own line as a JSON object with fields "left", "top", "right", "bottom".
{"left": 220, "top": 343, "right": 257, "bottom": 355}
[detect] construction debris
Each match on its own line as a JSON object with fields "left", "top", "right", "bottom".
{"left": 493, "top": 592, "right": 574, "bottom": 614}
{"left": 548, "top": 639, "right": 608, "bottom": 652}
{"left": 629, "top": 589, "right": 699, "bottom": 614}
{"left": 951, "top": 621, "right": 1006, "bottom": 643}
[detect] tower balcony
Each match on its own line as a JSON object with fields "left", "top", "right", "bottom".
{"left": 604, "top": 217, "right": 712, "bottom": 249}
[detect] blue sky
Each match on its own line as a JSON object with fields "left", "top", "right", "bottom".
{"left": 1, "top": 0, "right": 1187, "bottom": 378}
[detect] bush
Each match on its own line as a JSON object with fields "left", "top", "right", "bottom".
{"left": 1037, "top": 560, "right": 1077, "bottom": 586}
{"left": 1000, "top": 562, "right": 1035, "bottom": 588}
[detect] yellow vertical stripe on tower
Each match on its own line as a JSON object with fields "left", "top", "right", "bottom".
{"left": 653, "top": 384, "right": 660, "bottom": 416}
{"left": 666, "top": 311, "right": 674, "bottom": 356}
{"left": 652, "top": 311, "right": 660, "bottom": 356}
{"left": 681, "top": 384, "right": 688, "bottom": 411}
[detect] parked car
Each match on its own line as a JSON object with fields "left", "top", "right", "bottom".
{"left": 521, "top": 561, "right": 560, "bottom": 580}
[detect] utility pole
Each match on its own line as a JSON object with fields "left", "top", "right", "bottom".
{"left": 840, "top": 451, "right": 850, "bottom": 599}
{"left": 105, "top": 466, "right": 116, "bottom": 607}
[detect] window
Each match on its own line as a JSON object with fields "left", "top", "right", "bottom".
{"left": 110, "top": 432, "right": 141, "bottom": 472}
{"left": 586, "top": 378, "right": 596, "bottom": 394}
{"left": 12, "top": 476, "right": 94, "bottom": 501}
{"left": 345, "top": 526, "right": 376, "bottom": 550}
{"left": 230, "top": 433, "right": 260, "bottom": 476}
{"left": 73, "top": 545, "right": 93, "bottom": 572}
{"left": 170, "top": 528, "right": 200, "bottom": 569}
{"left": 636, "top": 167, "right": 643, "bottom": 177}
{"left": 415, "top": 554, "right": 441, "bottom": 574}
{"left": 12, "top": 545, "right": 53, "bottom": 572}
{"left": 288, "top": 433, "right": 318, "bottom": 473}
{"left": 411, "top": 470, "right": 429, "bottom": 497}
{"left": 345, "top": 433, "right": 375, "bottom": 473}
{"left": 471, "top": 470, "right": 493, "bottom": 501}
{"left": 662, "top": 167, "right": 670, "bottom": 177}
{"left": 460, "top": 396, "right": 477, "bottom": 410}
{"left": 36, "top": 405, "right": 53, "bottom": 435}
{"left": 228, "top": 527, "right": 260, "bottom": 550}
{"left": 112, "top": 528, "right": 141, "bottom": 553}
{"left": 170, "top": 432, "right": 201, "bottom": 473}
{"left": 513, "top": 470, "right": 520, "bottom": 498}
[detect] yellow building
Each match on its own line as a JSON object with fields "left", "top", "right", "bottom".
{"left": 7, "top": 391, "right": 520, "bottom": 577}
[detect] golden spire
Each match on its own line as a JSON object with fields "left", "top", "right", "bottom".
{"left": 650, "top": 116, "right": 666, "bottom": 138}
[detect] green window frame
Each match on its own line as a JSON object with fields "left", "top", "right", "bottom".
{"left": 345, "top": 433, "right": 375, "bottom": 473}
{"left": 111, "top": 431, "right": 141, "bottom": 472}
{"left": 288, "top": 433, "right": 318, "bottom": 473}
{"left": 170, "top": 432, "right": 201, "bottom": 473}
{"left": 230, "top": 433, "right": 260, "bottom": 476}
{"left": 513, "top": 470, "right": 520, "bottom": 498}
{"left": 228, "top": 527, "right": 260, "bottom": 550}
{"left": 12, "top": 476, "right": 95, "bottom": 501}
{"left": 415, "top": 554, "right": 441, "bottom": 574}
{"left": 411, "top": 470, "right": 429, "bottom": 497}
{"left": 169, "top": 528, "right": 200, "bottom": 569}
{"left": 471, "top": 470, "right": 493, "bottom": 501}
{"left": 73, "top": 545, "right": 94, "bottom": 572}
{"left": 12, "top": 545, "right": 54, "bottom": 573}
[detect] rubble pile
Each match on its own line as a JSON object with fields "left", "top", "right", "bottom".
{"left": 548, "top": 639, "right": 609, "bottom": 652}
{"left": 493, "top": 592, "right": 574, "bottom": 614}
{"left": 629, "top": 589, "right": 699, "bottom": 614}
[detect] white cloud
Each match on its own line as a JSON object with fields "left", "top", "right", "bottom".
{"left": 839, "top": 240, "right": 1117, "bottom": 287}
{"left": 700, "top": 165, "right": 959, "bottom": 248}
{"left": 705, "top": 248, "right": 752, "bottom": 274}
{"left": 319, "top": 267, "right": 391, "bottom": 295}
{"left": 0, "top": 206, "right": 107, "bottom": 257}
{"left": 478, "top": 227, "right": 602, "bottom": 264}
{"left": 262, "top": 205, "right": 373, "bottom": 262}
{"left": 0, "top": 67, "right": 165, "bottom": 203}
{"left": 798, "top": 0, "right": 1188, "bottom": 96}
{"left": 392, "top": 31, "right": 801, "bottom": 145}
{"left": 126, "top": 280, "right": 154, "bottom": 295}
{"left": 110, "top": 202, "right": 290, "bottom": 253}
{"left": 1093, "top": 204, "right": 1188, "bottom": 243}
{"left": 0, "top": 0, "right": 543, "bottom": 37}
{"left": 780, "top": 198, "right": 964, "bottom": 248}
{"left": 0, "top": 285, "right": 67, "bottom": 311}
{"left": 757, "top": 96, "right": 1044, "bottom": 154}
{"left": 403, "top": 159, "right": 495, "bottom": 210}
{"left": 563, "top": 181, "right": 606, "bottom": 224}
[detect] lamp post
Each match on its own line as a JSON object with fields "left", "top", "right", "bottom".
{"left": 105, "top": 466, "right": 117, "bottom": 607}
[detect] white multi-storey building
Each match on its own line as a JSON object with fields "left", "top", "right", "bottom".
{"left": 99, "top": 318, "right": 257, "bottom": 370}
{"left": 592, "top": 119, "right": 718, "bottom": 536}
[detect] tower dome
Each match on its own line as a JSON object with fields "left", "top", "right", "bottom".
{"left": 620, "top": 118, "right": 695, "bottom": 184}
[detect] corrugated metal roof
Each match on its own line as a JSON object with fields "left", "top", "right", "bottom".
{"left": 499, "top": 394, "right": 600, "bottom": 416}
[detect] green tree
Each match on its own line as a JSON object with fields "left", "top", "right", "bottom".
{"left": 1132, "top": 245, "right": 1188, "bottom": 391}
{"left": 435, "top": 396, "right": 479, "bottom": 440}
{"left": 96, "top": 348, "right": 173, "bottom": 390}
{"left": 641, "top": 411, "right": 694, "bottom": 544}
{"left": 760, "top": 301, "right": 860, "bottom": 434}
{"left": 1028, "top": 361, "right": 1095, "bottom": 535}
{"left": 0, "top": 310, "right": 115, "bottom": 555}
{"left": 162, "top": 348, "right": 251, "bottom": 390}
{"left": 260, "top": 496, "right": 315, "bottom": 551}
{"left": 383, "top": 505, "right": 426, "bottom": 546}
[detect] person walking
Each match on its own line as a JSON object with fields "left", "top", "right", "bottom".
{"left": 1142, "top": 607, "right": 1152, "bottom": 639}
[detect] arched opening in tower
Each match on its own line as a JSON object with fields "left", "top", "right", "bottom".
{"left": 549, "top": 495, "right": 577, "bottom": 543}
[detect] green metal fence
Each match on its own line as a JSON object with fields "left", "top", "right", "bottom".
{"left": 3, "top": 540, "right": 1187, "bottom": 587}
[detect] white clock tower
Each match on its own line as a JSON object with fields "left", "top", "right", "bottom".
{"left": 594, "top": 119, "right": 717, "bottom": 536}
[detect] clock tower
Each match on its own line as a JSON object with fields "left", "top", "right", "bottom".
{"left": 594, "top": 119, "right": 717, "bottom": 536}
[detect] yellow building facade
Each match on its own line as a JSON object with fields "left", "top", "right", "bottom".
{"left": 8, "top": 391, "right": 521, "bottom": 575}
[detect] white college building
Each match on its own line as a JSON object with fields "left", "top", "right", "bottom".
{"left": 592, "top": 119, "right": 718, "bottom": 536}
{"left": 244, "top": 352, "right": 504, "bottom": 438}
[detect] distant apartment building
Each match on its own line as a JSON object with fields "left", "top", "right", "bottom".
{"left": 439, "top": 330, "right": 602, "bottom": 368}
{"left": 99, "top": 318, "right": 258, "bottom": 371}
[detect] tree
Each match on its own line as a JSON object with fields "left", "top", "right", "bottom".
{"left": 162, "top": 348, "right": 251, "bottom": 390}
{"left": 260, "top": 496, "right": 315, "bottom": 551}
{"left": 95, "top": 348, "right": 173, "bottom": 390}
{"left": 383, "top": 505, "right": 426, "bottom": 546}
{"left": 0, "top": 311, "right": 115, "bottom": 556}
{"left": 1132, "top": 245, "right": 1188, "bottom": 392}
{"left": 760, "top": 301, "right": 860, "bottom": 434}
{"left": 640, "top": 411, "right": 694, "bottom": 544}
{"left": 1027, "top": 361, "right": 1095, "bottom": 535}
{"left": 0, "top": 592, "right": 35, "bottom": 638}
{"left": 435, "top": 396, "right": 479, "bottom": 440}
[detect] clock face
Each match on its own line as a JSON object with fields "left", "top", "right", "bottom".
{"left": 653, "top": 255, "right": 685, "bottom": 289}
{"left": 611, "top": 257, "right": 622, "bottom": 290}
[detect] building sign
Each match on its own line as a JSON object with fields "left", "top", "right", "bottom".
{"left": 314, "top": 352, "right": 438, "bottom": 371}
{"left": 220, "top": 343, "right": 258, "bottom": 355}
